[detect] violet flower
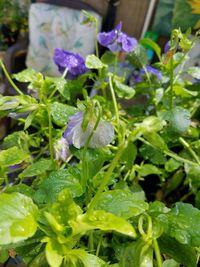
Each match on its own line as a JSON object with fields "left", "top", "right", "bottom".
{"left": 98, "top": 22, "right": 138, "bottom": 53}
{"left": 63, "top": 112, "right": 114, "bottom": 149}
{"left": 129, "top": 66, "right": 162, "bottom": 85}
{"left": 53, "top": 48, "right": 88, "bottom": 79}
{"left": 164, "top": 40, "right": 170, "bottom": 53}
{"left": 140, "top": 65, "right": 162, "bottom": 81}
{"left": 54, "top": 137, "right": 70, "bottom": 162}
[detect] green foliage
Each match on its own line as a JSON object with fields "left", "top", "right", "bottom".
{"left": 0, "top": 26, "right": 200, "bottom": 266}
{"left": 93, "top": 189, "right": 148, "bottom": 219}
{"left": 0, "top": 192, "right": 38, "bottom": 245}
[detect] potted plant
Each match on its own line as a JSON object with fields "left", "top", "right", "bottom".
{"left": 0, "top": 12, "right": 200, "bottom": 266}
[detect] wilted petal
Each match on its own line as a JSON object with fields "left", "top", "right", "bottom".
{"left": 63, "top": 112, "right": 114, "bottom": 149}
{"left": 63, "top": 112, "right": 83, "bottom": 144}
{"left": 54, "top": 137, "right": 70, "bottom": 161}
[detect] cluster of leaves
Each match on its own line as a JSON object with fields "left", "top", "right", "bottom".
{"left": 0, "top": 18, "right": 200, "bottom": 266}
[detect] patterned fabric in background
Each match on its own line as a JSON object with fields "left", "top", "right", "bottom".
{"left": 26, "top": 3, "right": 102, "bottom": 76}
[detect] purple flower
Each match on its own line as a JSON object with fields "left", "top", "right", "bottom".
{"left": 53, "top": 48, "right": 88, "bottom": 79}
{"left": 98, "top": 22, "right": 138, "bottom": 53}
{"left": 140, "top": 65, "right": 162, "bottom": 81}
{"left": 129, "top": 66, "right": 162, "bottom": 84}
{"left": 63, "top": 112, "right": 114, "bottom": 149}
{"left": 164, "top": 40, "right": 170, "bottom": 53}
{"left": 54, "top": 137, "right": 70, "bottom": 161}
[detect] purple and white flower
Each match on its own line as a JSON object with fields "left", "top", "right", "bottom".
{"left": 54, "top": 137, "right": 70, "bottom": 162}
{"left": 98, "top": 22, "right": 138, "bottom": 53}
{"left": 63, "top": 112, "right": 114, "bottom": 149}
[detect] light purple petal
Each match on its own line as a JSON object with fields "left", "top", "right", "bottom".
{"left": 118, "top": 33, "right": 138, "bottom": 52}
{"left": 63, "top": 112, "right": 83, "bottom": 144}
{"left": 54, "top": 137, "right": 70, "bottom": 161}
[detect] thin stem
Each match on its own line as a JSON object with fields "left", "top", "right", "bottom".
{"left": 108, "top": 75, "right": 120, "bottom": 139}
{"left": 0, "top": 60, "right": 23, "bottom": 95}
{"left": 179, "top": 137, "right": 200, "bottom": 165}
{"left": 88, "top": 141, "right": 126, "bottom": 212}
{"left": 47, "top": 105, "right": 53, "bottom": 160}
{"left": 153, "top": 239, "right": 163, "bottom": 267}
{"left": 88, "top": 231, "right": 94, "bottom": 252}
{"left": 138, "top": 137, "right": 199, "bottom": 167}
{"left": 169, "top": 57, "right": 174, "bottom": 109}
{"left": 81, "top": 104, "right": 101, "bottom": 189}
{"left": 95, "top": 18, "right": 99, "bottom": 58}
{"left": 96, "top": 234, "right": 103, "bottom": 257}
{"left": 142, "top": 65, "right": 151, "bottom": 86}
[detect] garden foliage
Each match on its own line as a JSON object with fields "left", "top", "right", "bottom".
{"left": 0, "top": 13, "right": 200, "bottom": 266}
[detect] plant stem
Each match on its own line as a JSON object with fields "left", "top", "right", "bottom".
{"left": 138, "top": 136, "right": 199, "bottom": 167}
{"left": 0, "top": 59, "right": 23, "bottom": 95}
{"left": 179, "top": 137, "right": 200, "bottom": 165}
{"left": 88, "top": 141, "right": 126, "bottom": 212}
{"left": 169, "top": 57, "right": 174, "bottom": 109}
{"left": 47, "top": 105, "right": 53, "bottom": 160}
{"left": 95, "top": 18, "right": 99, "bottom": 58}
{"left": 96, "top": 234, "right": 103, "bottom": 257}
{"left": 88, "top": 231, "right": 94, "bottom": 252}
{"left": 153, "top": 239, "right": 162, "bottom": 267}
{"left": 81, "top": 104, "right": 101, "bottom": 189}
{"left": 108, "top": 75, "right": 120, "bottom": 139}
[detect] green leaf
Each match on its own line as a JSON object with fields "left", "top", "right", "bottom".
{"left": 158, "top": 235, "right": 197, "bottom": 267}
{"left": 19, "top": 158, "right": 53, "bottom": 179}
{"left": 163, "top": 259, "right": 180, "bottom": 267}
{"left": 93, "top": 189, "right": 148, "bottom": 219}
{"left": 70, "top": 210, "right": 136, "bottom": 238}
{"left": 113, "top": 79, "right": 135, "bottom": 99}
{"left": 0, "top": 146, "right": 30, "bottom": 167}
{"left": 160, "top": 107, "right": 191, "bottom": 133}
{"left": 137, "top": 164, "right": 162, "bottom": 177}
{"left": 158, "top": 202, "right": 200, "bottom": 247}
{"left": 185, "top": 165, "right": 200, "bottom": 190}
{"left": 34, "top": 168, "right": 83, "bottom": 204}
{"left": 0, "top": 192, "right": 38, "bottom": 245}
{"left": 117, "top": 238, "right": 153, "bottom": 267}
{"left": 140, "top": 38, "right": 161, "bottom": 60}
{"left": 139, "top": 144, "right": 166, "bottom": 165}
{"left": 101, "top": 51, "right": 116, "bottom": 64}
{"left": 143, "top": 132, "right": 168, "bottom": 151}
{"left": 164, "top": 158, "right": 182, "bottom": 172}
{"left": 45, "top": 238, "right": 63, "bottom": 267}
{"left": 172, "top": 0, "right": 199, "bottom": 32}
{"left": 5, "top": 183, "right": 34, "bottom": 197}
{"left": 51, "top": 102, "right": 77, "bottom": 127}
{"left": 173, "top": 84, "right": 198, "bottom": 98}
{"left": 46, "top": 189, "right": 82, "bottom": 232}
{"left": 66, "top": 249, "right": 108, "bottom": 267}
{"left": 141, "top": 116, "right": 165, "bottom": 133}
{"left": 126, "top": 44, "right": 148, "bottom": 68}
{"left": 86, "top": 55, "right": 105, "bottom": 69}
{"left": 121, "top": 142, "right": 137, "bottom": 168}
{"left": 0, "top": 96, "right": 19, "bottom": 110}
{"left": 2, "top": 131, "right": 26, "bottom": 149}
{"left": 24, "top": 111, "right": 37, "bottom": 130}
{"left": 12, "top": 68, "right": 38, "bottom": 83}
{"left": 187, "top": 67, "right": 200, "bottom": 79}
